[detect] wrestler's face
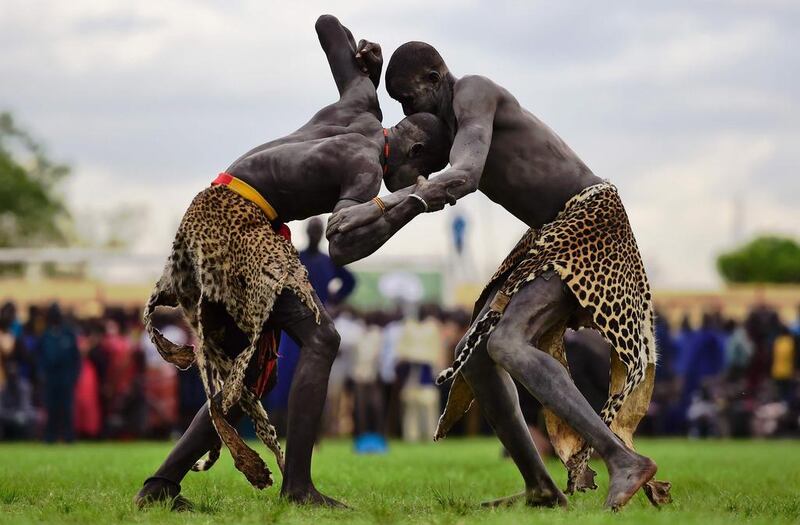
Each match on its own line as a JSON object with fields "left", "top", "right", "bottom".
{"left": 385, "top": 128, "right": 415, "bottom": 190}
{"left": 384, "top": 120, "right": 424, "bottom": 190}
{"left": 384, "top": 115, "right": 450, "bottom": 191}
{"left": 385, "top": 163, "right": 419, "bottom": 192}
{"left": 389, "top": 73, "right": 441, "bottom": 116}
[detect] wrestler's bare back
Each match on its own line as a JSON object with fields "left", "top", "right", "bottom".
{"left": 222, "top": 19, "right": 386, "bottom": 222}
{"left": 454, "top": 76, "right": 603, "bottom": 228}
{"left": 230, "top": 133, "right": 382, "bottom": 221}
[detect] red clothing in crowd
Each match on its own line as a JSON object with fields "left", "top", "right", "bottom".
{"left": 74, "top": 357, "right": 101, "bottom": 437}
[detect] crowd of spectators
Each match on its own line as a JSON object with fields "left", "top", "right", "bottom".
{"left": 647, "top": 306, "right": 800, "bottom": 438}
{"left": 0, "top": 297, "right": 798, "bottom": 444}
{"left": 0, "top": 301, "right": 206, "bottom": 442}
{"left": 323, "top": 301, "right": 800, "bottom": 444}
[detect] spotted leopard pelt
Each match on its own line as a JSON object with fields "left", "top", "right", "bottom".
{"left": 143, "top": 184, "right": 319, "bottom": 488}
{"left": 435, "top": 182, "right": 669, "bottom": 501}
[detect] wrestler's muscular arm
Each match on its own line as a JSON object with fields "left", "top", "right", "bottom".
{"left": 327, "top": 76, "right": 498, "bottom": 264}
{"left": 307, "top": 15, "right": 383, "bottom": 132}
{"left": 325, "top": 152, "right": 386, "bottom": 264}
{"left": 228, "top": 16, "right": 372, "bottom": 168}
{"left": 424, "top": 76, "right": 498, "bottom": 200}
{"left": 328, "top": 189, "right": 422, "bottom": 265}
{"left": 315, "top": 15, "right": 369, "bottom": 95}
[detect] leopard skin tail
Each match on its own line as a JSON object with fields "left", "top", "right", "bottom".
{"left": 192, "top": 443, "right": 222, "bottom": 472}
{"left": 143, "top": 271, "right": 196, "bottom": 371}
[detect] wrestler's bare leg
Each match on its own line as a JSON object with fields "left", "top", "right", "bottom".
{"left": 135, "top": 299, "right": 253, "bottom": 510}
{"left": 486, "top": 275, "right": 656, "bottom": 510}
{"left": 458, "top": 326, "right": 567, "bottom": 507}
{"left": 135, "top": 296, "right": 344, "bottom": 509}
{"left": 278, "top": 313, "right": 345, "bottom": 507}
{"left": 134, "top": 398, "right": 243, "bottom": 510}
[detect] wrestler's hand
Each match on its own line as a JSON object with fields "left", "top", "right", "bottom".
{"left": 412, "top": 176, "right": 464, "bottom": 212}
{"left": 327, "top": 200, "right": 383, "bottom": 235}
{"left": 356, "top": 40, "right": 382, "bottom": 84}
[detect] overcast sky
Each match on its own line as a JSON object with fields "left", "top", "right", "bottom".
{"left": 2, "top": 1, "right": 798, "bottom": 288}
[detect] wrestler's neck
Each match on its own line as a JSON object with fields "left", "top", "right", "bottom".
{"left": 369, "top": 127, "right": 391, "bottom": 166}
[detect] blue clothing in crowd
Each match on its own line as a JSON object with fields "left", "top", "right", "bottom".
{"left": 266, "top": 248, "right": 355, "bottom": 412}
{"left": 676, "top": 327, "right": 726, "bottom": 411}
{"left": 298, "top": 249, "right": 356, "bottom": 305}
{"left": 39, "top": 325, "right": 80, "bottom": 443}
{"left": 654, "top": 317, "right": 679, "bottom": 381}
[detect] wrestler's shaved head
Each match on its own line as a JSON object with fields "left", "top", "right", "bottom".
{"left": 386, "top": 42, "right": 446, "bottom": 86}
{"left": 386, "top": 41, "right": 450, "bottom": 116}
{"left": 385, "top": 112, "right": 450, "bottom": 191}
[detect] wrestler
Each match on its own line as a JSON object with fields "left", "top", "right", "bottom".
{"left": 134, "top": 16, "right": 449, "bottom": 510}
{"left": 327, "top": 42, "right": 671, "bottom": 509}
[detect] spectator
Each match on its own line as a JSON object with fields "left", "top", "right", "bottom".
{"left": 745, "top": 305, "right": 781, "bottom": 390}
{"left": 771, "top": 325, "right": 796, "bottom": 400}
{"left": 648, "top": 314, "right": 683, "bottom": 434}
{"left": 378, "top": 308, "right": 403, "bottom": 437}
{"left": 0, "top": 302, "right": 22, "bottom": 338}
{"left": 0, "top": 311, "right": 23, "bottom": 389}
{"left": 83, "top": 321, "right": 110, "bottom": 436}
{"left": 327, "top": 306, "right": 362, "bottom": 436}
{"left": 102, "top": 318, "right": 135, "bottom": 437}
{"left": 39, "top": 304, "right": 80, "bottom": 443}
{"left": 117, "top": 348, "right": 147, "bottom": 439}
{"left": 676, "top": 314, "right": 726, "bottom": 424}
{"left": 654, "top": 313, "right": 680, "bottom": 382}
{"left": 301, "top": 217, "right": 356, "bottom": 305}
{"left": 74, "top": 341, "right": 102, "bottom": 439}
{"left": 725, "top": 319, "right": 754, "bottom": 380}
{"left": 396, "top": 304, "right": 442, "bottom": 442}
{"left": 0, "top": 360, "right": 36, "bottom": 440}
{"left": 350, "top": 312, "right": 386, "bottom": 453}
{"left": 21, "top": 305, "right": 45, "bottom": 352}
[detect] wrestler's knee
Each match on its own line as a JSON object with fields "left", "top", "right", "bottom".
{"left": 305, "top": 319, "right": 341, "bottom": 361}
{"left": 486, "top": 314, "right": 548, "bottom": 368}
{"left": 486, "top": 318, "right": 519, "bottom": 367}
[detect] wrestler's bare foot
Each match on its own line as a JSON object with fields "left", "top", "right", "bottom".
{"left": 281, "top": 485, "right": 348, "bottom": 508}
{"left": 482, "top": 485, "right": 568, "bottom": 509}
{"left": 605, "top": 452, "right": 657, "bottom": 511}
{"left": 134, "top": 478, "right": 194, "bottom": 512}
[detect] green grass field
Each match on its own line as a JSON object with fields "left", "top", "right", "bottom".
{"left": 0, "top": 438, "right": 798, "bottom": 524}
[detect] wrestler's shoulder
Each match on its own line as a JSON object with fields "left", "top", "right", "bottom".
{"left": 457, "top": 74, "right": 508, "bottom": 93}
{"left": 454, "top": 75, "right": 516, "bottom": 107}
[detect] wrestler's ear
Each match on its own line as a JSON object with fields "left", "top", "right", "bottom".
{"left": 409, "top": 142, "right": 424, "bottom": 158}
{"left": 427, "top": 70, "right": 441, "bottom": 84}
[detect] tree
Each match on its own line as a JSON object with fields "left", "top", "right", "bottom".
{"left": 717, "top": 235, "right": 800, "bottom": 284}
{"left": 0, "top": 112, "right": 72, "bottom": 247}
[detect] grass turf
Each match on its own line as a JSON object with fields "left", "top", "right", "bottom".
{"left": 0, "top": 438, "right": 798, "bottom": 524}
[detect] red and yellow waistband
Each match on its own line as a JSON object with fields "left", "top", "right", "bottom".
{"left": 212, "top": 173, "right": 278, "bottom": 221}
